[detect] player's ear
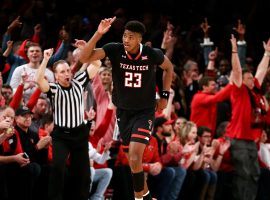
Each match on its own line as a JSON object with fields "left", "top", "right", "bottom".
{"left": 137, "top": 34, "right": 143, "bottom": 43}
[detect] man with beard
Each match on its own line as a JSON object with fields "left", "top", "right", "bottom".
{"left": 152, "top": 116, "right": 187, "bottom": 200}
{"left": 29, "top": 97, "right": 49, "bottom": 134}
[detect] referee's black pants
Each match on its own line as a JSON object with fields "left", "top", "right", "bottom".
{"left": 48, "top": 123, "right": 90, "bottom": 200}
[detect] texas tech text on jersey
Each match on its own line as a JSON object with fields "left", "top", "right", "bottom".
{"left": 120, "top": 63, "right": 149, "bottom": 71}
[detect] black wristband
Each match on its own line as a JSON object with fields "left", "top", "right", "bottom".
{"left": 160, "top": 90, "right": 170, "bottom": 99}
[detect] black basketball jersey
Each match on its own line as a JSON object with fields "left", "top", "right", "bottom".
{"left": 103, "top": 42, "right": 164, "bottom": 110}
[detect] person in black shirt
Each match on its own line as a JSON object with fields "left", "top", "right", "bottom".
{"left": 76, "top": 17, "right": 173, "bottom": 200}
{"left": 36, "top": 49, "right": 100, "bottom": 200}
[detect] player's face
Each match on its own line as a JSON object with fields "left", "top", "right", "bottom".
{"left": 122, "top": 30, "right": 142, "bottom": 54}
{"left": 54, "top": 63, "right": 72, "bottom": 87}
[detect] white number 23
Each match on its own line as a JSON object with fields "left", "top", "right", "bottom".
{"left": 125, "top": 72, "right": 142, "bottom": 88}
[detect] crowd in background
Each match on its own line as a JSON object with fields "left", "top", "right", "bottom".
{"left": 1, "top": 0, "right": 270, "bottom": 200}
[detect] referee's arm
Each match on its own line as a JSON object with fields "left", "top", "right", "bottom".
{"left": 36, "top": 48, "right": 53, "bottom": 93}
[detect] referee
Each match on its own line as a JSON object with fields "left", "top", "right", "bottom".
{"left": 36, "top": 48, "right": 100, "bottom": 200}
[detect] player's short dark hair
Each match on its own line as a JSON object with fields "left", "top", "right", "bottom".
{"left": 125, "top": 20, "right": 146, "bottom": 36}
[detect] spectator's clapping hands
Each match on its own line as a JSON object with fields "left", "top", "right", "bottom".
{"left": 219, "top": 139, "right": 231, "bottom": 155}
{"left": 36, "top": 135, "right": 52, "bottom": 150}
{"left": 168, "top": 140, "right": 181, "bottom": 155}
{"left": 182, "top": 141, "right": 199, "bottom": 155}
{"left": 149, "top": 162, "right": 162, "bottom": 176}
{"left": 103, "top": 141, "right": 113, "bottom": 152}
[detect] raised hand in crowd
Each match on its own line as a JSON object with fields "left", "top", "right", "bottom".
{"left": 233, "top": 19, "right": 246, "bottom": 40}
{"left": 200, "top": 17, "right": 211, "bottom": 38}
{"left": 34, "top": 24, "right": 42, "bottom": 35}
{"left": 2, "top": 40, "right": 13, "bottom": 57}
{"left": 59, "top": 26, "right": 69, "bottom": 42}
{"left": 207, "top": 47, "right": 218, "bottom": 71}
{"left": 161, "top": 21, "right": 177, "bottom": 49}
{"left": 21, "top": 67, "right": 35, "bottom": 90}
{"left": 6, "top": 16, "right": 22, "bottom": 34}
{"left": 85, "top": 105, "right": 96, "bottom": 121}
{"left": 208, "top": 47, "right": 218, "bottom": 61}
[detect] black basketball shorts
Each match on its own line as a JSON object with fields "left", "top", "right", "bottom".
{"left": 116, "top": 107, "right": 155, "bottom": 148}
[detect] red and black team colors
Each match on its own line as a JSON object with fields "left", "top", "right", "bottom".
{"left": 76, "top": 17, "right": 173, "bottom": 200}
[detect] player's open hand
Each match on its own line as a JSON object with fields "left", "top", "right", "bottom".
{"left": 97, "top": 17, "right": 116, "bottom": 35}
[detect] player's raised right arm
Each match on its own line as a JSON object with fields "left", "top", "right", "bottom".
{"left": 76, "top": 17, "right": 116, "bottom": 63}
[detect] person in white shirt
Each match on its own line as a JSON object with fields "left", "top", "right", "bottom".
{"left": 88, "top": 139, "right": 113, "bottom": 200}
{"left": 10, "top": 43, "right": 54, "bottom": 102}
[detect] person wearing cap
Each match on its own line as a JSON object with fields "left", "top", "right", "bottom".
{"left": 75, "top": 17, "right": 173, "bottom": 200}
{"left": 152, "top": 116, "right": 187, "bottom": 200}
{"left": 0, "top": 105, "right": 51, "bottom": 200}
{"left": 14, "top": 106, "right": 51, "bottom": 162}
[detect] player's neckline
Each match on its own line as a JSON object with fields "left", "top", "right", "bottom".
{"left": 125, "top": 43, "right": 143, "bottom": 60}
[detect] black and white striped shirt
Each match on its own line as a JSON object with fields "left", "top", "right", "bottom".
{"left": 47, "top": 71, "right": 90, "bottom": 128}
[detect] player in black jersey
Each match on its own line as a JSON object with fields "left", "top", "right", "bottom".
{"left": 76, "top": 17, "right": 173, "bottom": 200}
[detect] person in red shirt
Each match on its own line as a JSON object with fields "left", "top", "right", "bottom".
{"left": 190, "top": 76, "right": 232, "bottom": 134}
{"left": 226, "top": 35, "right": 270, "bottom": 200}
